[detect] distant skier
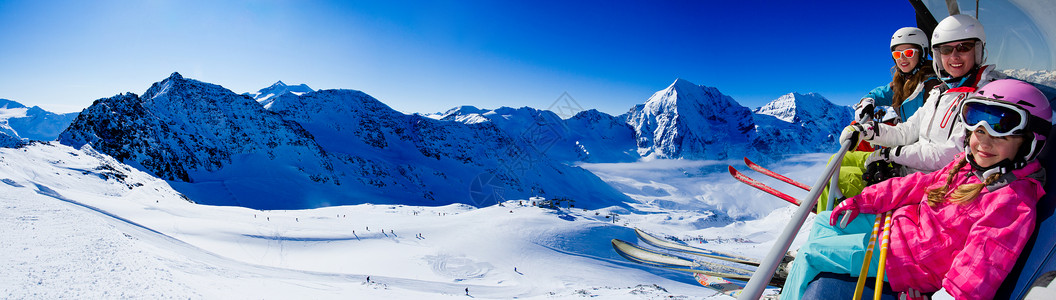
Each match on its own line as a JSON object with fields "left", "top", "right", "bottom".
{"left": 465, "top": 287, "right": 469, "bottom": 296}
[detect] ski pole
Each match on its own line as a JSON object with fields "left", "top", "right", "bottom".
{"left": 853, "top": 212, "right": 886, "bottom": 300}
{"left": 873, "top": 212, "right": 894, "bottom": 300}
{"left": 738, "top": 132, "right": 859, "bottom": 299}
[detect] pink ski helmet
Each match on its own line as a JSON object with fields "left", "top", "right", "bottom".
{"left": 960, "top": 79, "right": 1053, "bottom": 166}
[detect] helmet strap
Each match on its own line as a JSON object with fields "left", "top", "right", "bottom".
{"left": 966, "top": 151, "right": 1015, "bottom": 183}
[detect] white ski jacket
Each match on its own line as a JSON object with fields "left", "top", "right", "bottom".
{"left": 869, "top": 65, "right": 1004, "bottom": 174}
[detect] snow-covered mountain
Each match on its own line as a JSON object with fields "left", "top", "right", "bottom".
{"left": 435, "top": 106, "right": 639, "bottom": 163}
{"left": 0, "top": 98, "right": 78, "bottom": 142}
{"left": 264, "top": 89, "right": 631, "bottom": 209}
{"left": 243, "top": 80, "right": 314, "bottom": 109}
{"left": 622, "top": 79, "right": 850, "bottom": 162}
{"left": 625, "top": 79, "right": 757, "bottom": 160}
{"left": 753, "top": 92, "right": 851, "bottom": 155}
{"left": 59, "top": 73, "right": 348, "bottom": 209}
{"left": 436, "top": 79, "right": 850, "bottom": 164}
{"left": 1003, "top": 69, "right": 1056, "bottom": 89}
{"left": 58, "top": 73, "right": 630, "bottom": 210}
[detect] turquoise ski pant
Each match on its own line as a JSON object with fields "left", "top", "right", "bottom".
{"left": 779, "top": 211, "right": 888, "bottom": 300}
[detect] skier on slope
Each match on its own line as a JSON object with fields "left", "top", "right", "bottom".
{"left": 817, "top": 27, "right": 941, "bottom": 212}
{"left": 822, "top": 15, "right": 1005, "bottom": 212}
{"left": 782, "top": 79, "right": 1050, "bottom": 300}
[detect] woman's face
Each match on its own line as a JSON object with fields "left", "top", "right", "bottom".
{"left": 939, "top": 40, "right": 977, "bottom": 78}
{"left": 892, "top": 44, "right": 920, "bottom": 73}
{"left": 969, "top": 128, "right": 1024, "bottom": 168}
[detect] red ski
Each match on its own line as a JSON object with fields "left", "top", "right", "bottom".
{"left": 728, "top": 166, "right": 800, "bottom": 206}
{"left": 743, "top": 157, "right": 810, "bottom": 191}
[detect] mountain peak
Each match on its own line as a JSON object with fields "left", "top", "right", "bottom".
{"left": 755, "top": 92, "right": 838, "bottom": 124}
{"left": 270, "top": 81, "right": 287, "bottom": 88}
{"left": 0, "top": 99, "right": 27, "bottom": 110}
{"left": 168, "top": 72, "right": 184, "bottom": 81}
{"left": 669, "top": 78, "right": 698, "bottom": 91}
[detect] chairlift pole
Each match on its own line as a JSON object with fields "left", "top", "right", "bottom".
{"left": 738, "top": 136, "right": 857, "bottom": 299}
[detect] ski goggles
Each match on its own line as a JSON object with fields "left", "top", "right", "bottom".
{"left": 891, "top": 48, "right": 918, "bottom": 60}
{"left": 934, "top": 41, "right": 976, "bottom": 56}
{"left": 960, "top": 98, "right": 1048, "bottom": 137}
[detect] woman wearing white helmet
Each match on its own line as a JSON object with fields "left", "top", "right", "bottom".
{"left": 843, "top": 14, "right": 1005, "bottom": 182}
{"left": 818, "top": 27, "right": 943, "bottom": 212}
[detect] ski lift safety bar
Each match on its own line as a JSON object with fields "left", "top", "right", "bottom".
{"left": 738, "top": 133, "right": 858, "bottom": 299}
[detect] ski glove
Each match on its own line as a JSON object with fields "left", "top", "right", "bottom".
{"left": 829, "top": 197, "right": 860, "bottom": 228}
{"left": 864, "top": 147, "right": 893, "bottom": 167}
{"left": 838, "top": 125, "right": 861, "bottom": 146}
{"left": 854, "top": 97, "right": 875, "bottom": 123}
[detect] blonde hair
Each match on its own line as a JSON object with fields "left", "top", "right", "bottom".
{"left": 926, "top": 158, "right": 1002, "bottom": 206}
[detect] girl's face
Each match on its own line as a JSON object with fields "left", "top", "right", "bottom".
{"left": 969, "top": 128, "right": 1024, "bottom": 168}
{"left": 939, "top": 40, "right": 977, "bottom": 78}
{"left": 892, "top": 44, "right": 920, "bottom": 73}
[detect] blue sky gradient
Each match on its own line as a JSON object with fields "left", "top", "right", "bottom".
{"left": 0, "top": 0, "right": 918, "bottom": 115}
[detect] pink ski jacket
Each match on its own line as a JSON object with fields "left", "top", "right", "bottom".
{"left": 852, "top": 152, "right": 1045, "bottom": 300}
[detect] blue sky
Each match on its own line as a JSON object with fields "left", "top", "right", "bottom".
{"left": 0, "top": 1, "right": 922, "bottom": 115}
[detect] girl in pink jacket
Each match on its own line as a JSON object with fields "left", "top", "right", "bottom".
{"left": 781, "top": 79, "right": 1052, "bottom": 300}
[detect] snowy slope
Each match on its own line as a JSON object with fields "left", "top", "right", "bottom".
{"left": 0, "top": 142, "right": 829, "bottom": 299}
{"left": 0, "top": 98, "right": 78, "bottom": 141}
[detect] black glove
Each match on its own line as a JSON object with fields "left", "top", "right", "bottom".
{"left": 863, "top": 160, "right": 901, "bottom": 186}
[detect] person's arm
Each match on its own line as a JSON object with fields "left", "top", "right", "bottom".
{"left": 865, "top": 84, "right": 895, "bottom": 107}
{"left": 852, "top": 159, "right": 947, "bottom": 213}
{"left": 886, "top": 126, "right": 964, "bottom": 172}
{"left": 941, "top": 186, "right": 1040, "bottom": 300}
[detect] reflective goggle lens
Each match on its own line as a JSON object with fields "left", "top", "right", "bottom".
{"left": 935, "top": 42, "right": 976, "bottom": 55}
{"left": 891, "top": 48, "right": 917, "bottom": 60}
{"left": 961, "top": 101, "right": 1024, "bottom": 135}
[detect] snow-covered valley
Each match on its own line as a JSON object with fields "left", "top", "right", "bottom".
{"left": 1, "top": 142, "right": 822, "bottom": 299}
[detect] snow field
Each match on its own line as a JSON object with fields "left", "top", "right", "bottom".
{"left": 6, "top": 142, "right": 812, "bottom": 299}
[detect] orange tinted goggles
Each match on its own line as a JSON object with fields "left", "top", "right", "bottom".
{"left": 891, "top": 48, "right": 918, "bottom": 59}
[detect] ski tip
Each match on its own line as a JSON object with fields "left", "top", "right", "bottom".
{"left": 727, "top": 165, "right": 737, "bottom": 175}
{"left": 744, "top": 157, "right": 752, "bottom": 165}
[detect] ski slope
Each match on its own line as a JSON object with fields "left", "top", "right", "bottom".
{"left": 0, "top": 142, "right": 825, "bottom": 299}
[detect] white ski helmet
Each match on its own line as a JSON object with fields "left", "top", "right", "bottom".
{"left": 931, "top": 14, "right": 986, "bottom": 75}
{"left": 891, "top": 27, "right": 929, "bottom": 52}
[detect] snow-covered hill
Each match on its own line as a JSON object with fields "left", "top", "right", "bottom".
{"left": 0, "top": 98, "right": 78, "bottom": 142}
{"left": 0, "top": 142, "right": 820, "bottom": 299}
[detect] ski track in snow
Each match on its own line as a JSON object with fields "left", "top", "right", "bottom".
{"left": 0, "top": 142, "right": 829, "bottom": 299}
